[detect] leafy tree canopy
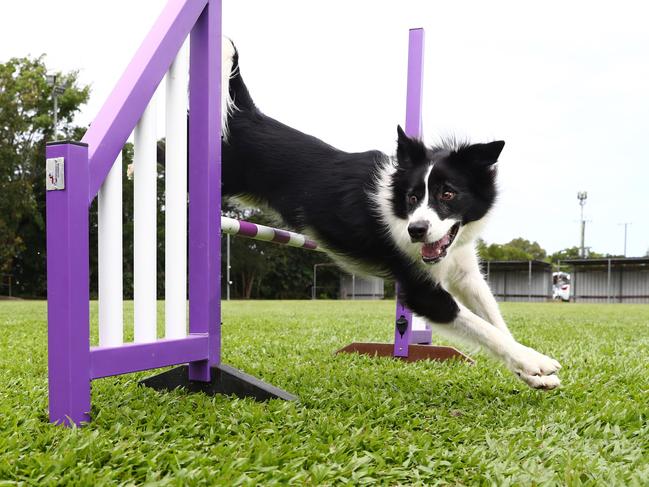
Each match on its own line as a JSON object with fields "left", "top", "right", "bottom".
{"left": 0, "top": 56, "right": 89, "bottom": 295}
{"left": 477, "top": 237, "right": 547, "bottom": 261}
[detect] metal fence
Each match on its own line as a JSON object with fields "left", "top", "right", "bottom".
{"left": 484, "top": 260, "right": 552, "bottom": 302}
{"left": 339, "top": 275, "right": 384, "bottom": 300}
{"left": 565, "top": 258, "right": 649, "bottom": 303}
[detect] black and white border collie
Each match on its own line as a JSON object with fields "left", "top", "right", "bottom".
{"left": 221, "top": 40, "right": 561, "bottom": 390}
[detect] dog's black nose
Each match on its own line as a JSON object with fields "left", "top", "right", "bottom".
{"left": 408, "top": 221, "right": 429, "bottom": 241}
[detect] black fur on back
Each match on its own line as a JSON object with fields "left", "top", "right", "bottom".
{"left": 221, "top": 49, "right": 501, "bottom": 324}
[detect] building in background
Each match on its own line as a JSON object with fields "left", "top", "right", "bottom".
{"left": 564, "top": 258, "right": 649, "bottom": 303}
{"left": 339, "top": 275, "right": 384, "bottom": 300}
{"left": 483, "top": 260, "right": 553, "bottom": 302}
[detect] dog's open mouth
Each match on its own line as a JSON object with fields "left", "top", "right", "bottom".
{"left": 421, "top": 223, "right": 460, "bottom": 264}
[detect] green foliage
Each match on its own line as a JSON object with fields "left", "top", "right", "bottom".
{"left": 1, "top": 301, "right": 649, "bottom": 484}
{"left": 222, "top": 204, "right": 337, "bottom": 299}
{"left": 478, "top": 239, "right": 621, "bottom": 265}
{"left": 548, "top": 246, "right": 582, "bottom": 262}
{"left": 477, "top": 237, "right": 547, "bottom": 261}
{"left": 547, "top": 246, "right": 615, "bottom": 263}
{"left": 0, "top": 56, "right": 89, "bottom": 295}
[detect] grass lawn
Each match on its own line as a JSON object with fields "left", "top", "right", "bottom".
{"left": 1, "top": 300, "right": 648, "bottom": 485}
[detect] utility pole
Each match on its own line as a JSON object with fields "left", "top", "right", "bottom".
{"left": 577, "top": 191, "right": 588, "bottom": 258}
{"left": 46, "top": 74, "right": 66, "bottom": 138}
{"left": 618, "top": 222, "right": 631, "bottom": 257}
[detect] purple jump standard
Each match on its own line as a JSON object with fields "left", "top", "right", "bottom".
{"left": 46, "top": 0, "right": 295, "bottom": 427}
{"left": 336, "top": 29, "right": 472, "bottom": 365}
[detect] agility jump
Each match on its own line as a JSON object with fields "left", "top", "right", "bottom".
{"left": 45, "top": 0, "right": 467, "bottom": 427}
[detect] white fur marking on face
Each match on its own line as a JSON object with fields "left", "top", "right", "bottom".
{"left": 411, "top": 165, "right": 432, "bottom": 214}
{"left": 371, "top": 159, "right": 420, "bottom": 262}
{"left": 409, "top": 165, "right": 457, "bottom": 243}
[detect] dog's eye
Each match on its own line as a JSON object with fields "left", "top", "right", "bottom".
{"left": 440, "top": 190, "right": 456, "bottom": 201}
{"left": 408, "top": 195, "right": 418, "bottom": 205}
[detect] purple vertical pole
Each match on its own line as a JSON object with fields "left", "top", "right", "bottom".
{"left": 188, "top": 0, "right": 221, "bottom": 381}
{"left": 46, "top": 141, "right": 91, "bottom": 425}
{"left": 394, "top": 28, "right": 425, "bottom": 358}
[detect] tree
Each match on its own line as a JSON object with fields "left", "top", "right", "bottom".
{"left": 477, "top": 237, "right": 546, "bottom": 261}
{"left": 221, "top": 204, "right": 336, "bottom": 299}
{"left": 548, "top": 246, "right": 608, "bottom": 263}
{"left": 548, "top": 247, "right": 581, "bottom": 262}
{"left": 0, "top": 56, "right": 89, "bottom": 296}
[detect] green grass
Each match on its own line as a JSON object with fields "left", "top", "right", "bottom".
{"left": 1, "top": 301, "right": 648, "bottom": 486}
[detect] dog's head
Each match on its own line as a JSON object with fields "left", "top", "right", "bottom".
{"left": 390, "top": 126, "right": 503, "bottom": 264}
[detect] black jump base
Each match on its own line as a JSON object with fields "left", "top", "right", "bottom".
{"left": 140, "top": 364, "right": 297, "bottom": 402}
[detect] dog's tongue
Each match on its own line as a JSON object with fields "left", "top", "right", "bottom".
{"left": 421, "top": 233, "right": 452, "bottom": 259}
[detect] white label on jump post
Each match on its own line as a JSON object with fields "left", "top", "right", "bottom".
{"left": 46, "top": 157, "right": 65, "bottom": 190}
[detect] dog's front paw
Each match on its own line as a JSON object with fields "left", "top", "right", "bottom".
{"left": 506, "top": 344, "right": 562, "bottom": 390}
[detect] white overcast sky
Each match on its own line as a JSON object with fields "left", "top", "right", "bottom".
{"left": 1, "top": 0, "right": 647, "bottom": 256}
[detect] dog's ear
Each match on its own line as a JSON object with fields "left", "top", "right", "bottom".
{"left": 396, "top": 125, "right": 427, "bottom": 167}
{"left": 458, "top": 141, "right": 505, "bottom": 167}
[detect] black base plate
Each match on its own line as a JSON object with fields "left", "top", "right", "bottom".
{"left": 140, "top": 364, "right": 297, "bottom": 402}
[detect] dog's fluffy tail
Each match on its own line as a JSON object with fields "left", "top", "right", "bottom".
{"left": 222, "top": 37, "right": 255, "bottom": 140}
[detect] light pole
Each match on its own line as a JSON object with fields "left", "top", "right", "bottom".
{"left": 46, "top": 74, "right": 66, "bottom": 138}
{"left": 226, "top": 233, "right": 231, "bottom": 300}
{"left": 618, "top": 222, "right": 631, "bottom": 257}
{"left": 577, "top": 191, "right": 588, "bottom": 258}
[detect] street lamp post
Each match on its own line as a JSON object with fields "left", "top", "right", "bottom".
{"left": 618, "top": 222, "right": 631, "bottom": 257}
{"left": 46, "top": 74, "right": 66, "bottom": 138}
{"left": 577, "top": 191, "right": 588, "bottom": 258}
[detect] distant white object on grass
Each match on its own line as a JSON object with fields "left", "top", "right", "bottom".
{"left": 552, "top": 272, "right": 570, "bottom": 302}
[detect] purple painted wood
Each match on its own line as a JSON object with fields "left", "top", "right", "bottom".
{"left": 46, "top": 141, "right": 91, "bottom": 425}
{"left": 272, "top": 229, "right": 291, "bottom": 244}
{"left": 188, "top": 0, "right": 221, "bottom": 382}
{"left": 90, "top": 335, "right": 209, "bottom": 379}
{"left": 82, "top": 0, "right": 207, "bottom": 204}
{"left": 410, "top": 328, "right": 432, "bottom": 345}
{"left": 394, "top": 28, "right": 425, "bottom": 358}
{"left": 237, "top": 220, "right": 259, "bottom": 238}
{"left": 223, "top": 217, "right": 322, "bottom": 250}
{"left": 393, "top": 288, "right": 413, "bottom": 357}
{"left": 405, "top": 28, "right": 425, "bottom": 138}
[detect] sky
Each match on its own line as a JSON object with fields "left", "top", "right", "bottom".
{"left": 1, "top": 0, "right": 647, "bottom": 257}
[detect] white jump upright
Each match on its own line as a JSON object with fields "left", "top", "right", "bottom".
{"left": 133, "top": 101, "right": 158, "bottom": 343}
{"left": 98, "top": 153, "right": 123, "bottom": 346}
{"left": 165, "top": 45, "right": 189, "bottom": 339}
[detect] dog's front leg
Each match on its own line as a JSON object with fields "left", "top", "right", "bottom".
{"left": 446, "top": 249, "right": 512, "bottom": 337}
{"left": 401, "top": 282, "right": 561, "bottom": 389}
{"left": 441, "top": 305, "right": 561, "bottom": 389}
